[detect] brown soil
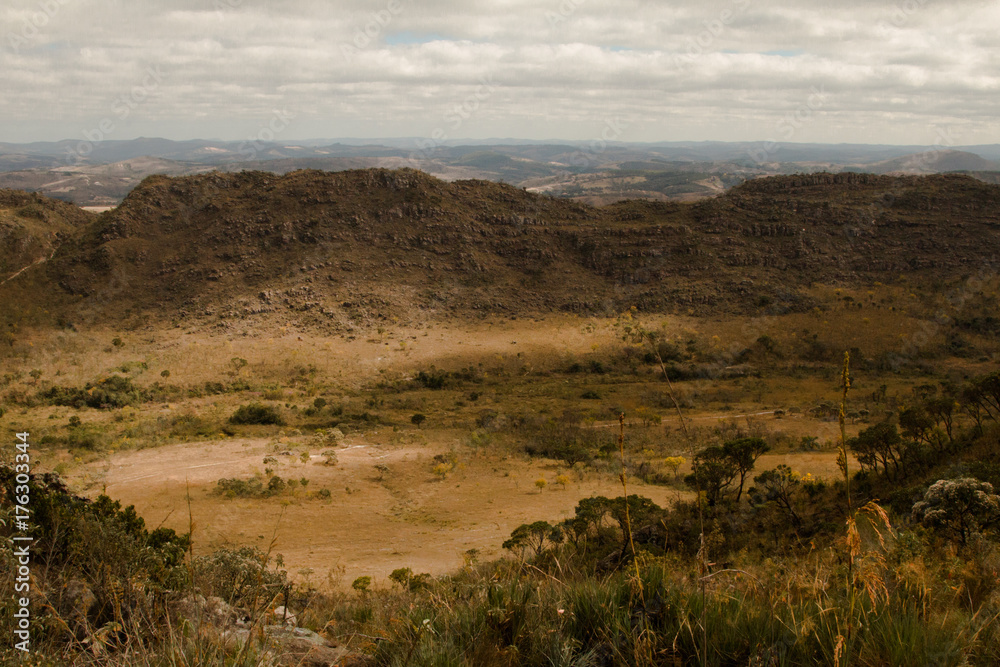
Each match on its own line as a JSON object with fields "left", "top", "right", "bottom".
{"left": 75, "top": 431, "right": 692, "bottom": 588}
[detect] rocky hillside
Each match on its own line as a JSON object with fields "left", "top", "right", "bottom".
{"left": 2, "top": 169, "right": 1000, "bottom": 332}
{"left": 0, "top": 190, "right": 94, "bottom": 284}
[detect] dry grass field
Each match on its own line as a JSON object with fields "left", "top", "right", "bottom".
{"left": 2, "top": 309, "right": 906, "bottom": 591}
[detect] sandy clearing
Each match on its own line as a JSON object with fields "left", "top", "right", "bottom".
{"left": 76, "top": 433, "right": 691, "bottom": 589}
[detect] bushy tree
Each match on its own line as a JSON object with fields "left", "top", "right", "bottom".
{"left": 663, "top": 456, "right": 685, "bottom": 479}
{"left": 962, "top": 371, "right": 1000, "bottom": 431}
{"left": 684, "top": 438, "right": 768, "bottom": 505}
{"left": 607, "top": 495, "right": 662, "bottom": 558}
{"left": 194, "top": 545, "right": 287, "bottom": 608}
{"left": 899, "top": 406, "right": 935, "bottom": 446}
{"left": 924, "top": 396, "right": 957, "bottom": 443}
{"left": 849, "top": 422, "right": 906, "bottom": 479}
{"left": 724, "top": 437, "right": 770, "bottom": 502}
{"left": 912, "top": 478, "right": 1000, "bottom": 546}
{"left": 685, "top": 445, "right": 737, "bottom": 506}
{"left": 503, "top": 521, "right": 564, "bottom": 558}
{"left": 573, "top": 496, "right": 612, "bottom": 536}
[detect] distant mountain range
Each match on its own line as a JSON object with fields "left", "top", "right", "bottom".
{"left": 0, "top": 137, "right": 998, "bottom": 207}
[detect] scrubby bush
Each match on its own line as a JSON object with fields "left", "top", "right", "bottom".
{"left": 166, "top": 412, "right": 216, "bottom": 439}
{"left": 215, "top": 477, "right": 267, "bottom": 498}
{"left": 415, "top": 369, "right": 448, "bottom": 389}
{"left": 192, "top": 545, "right": 287, "bottom": 610}
{"left": 40, "top": 375, "right": 148, "bottom": 410}
{"left": 0, "top": 467, "right": 190, "bottom": 655}
{"left": 215, "top": 475, "right": 298, "bottom": 499}
{"left": 229, "top": 403, "right": 284, "bottom": 425}
{"left": 352, "top": 576, "right": 372, "bottom": 594}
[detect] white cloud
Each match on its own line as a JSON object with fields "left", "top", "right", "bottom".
{"left": 0, "top": 0, "right": 997, "bottom": 144}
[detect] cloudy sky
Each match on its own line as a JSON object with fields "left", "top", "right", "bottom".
{"left": 2, "top": 0, "right": 998, "bottom": 145}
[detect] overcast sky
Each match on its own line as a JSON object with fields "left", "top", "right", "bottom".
{"left": 2, "top": 0, "right": 998, "bottom": 145}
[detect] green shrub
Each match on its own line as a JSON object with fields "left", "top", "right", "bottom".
{"left": 215, "top": 475, "right": 303, "bottom": 499}
{"left": 416, "top": 369, "right": 447, "bottom": 389}
{"left": 229, "top": 403, "right": 284, "bottom": 425}
{"left": 352, "top": 576, "right": 372, "bottom": 594}
{"left": 215, "top": 477, "right": 267, "bottom": 498}
{"left": 40, "top": 375, "right": 147, "bottom": 410}
{"left": 0, "top": 466, "right": 190, "bottom": 653}
{"left": 167, "top": 412, "right": 216, "bottom": 438}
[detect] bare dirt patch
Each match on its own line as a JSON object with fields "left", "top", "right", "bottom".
{"left": 72, "top": 430, "right": 690, "bottom": 589}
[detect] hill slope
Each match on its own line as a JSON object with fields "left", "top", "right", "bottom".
{"left": 0, "top": 190, "right": 94, "bottom": 283}
{"left": 2, "top": 169, "right": 1000, "bottom": 332}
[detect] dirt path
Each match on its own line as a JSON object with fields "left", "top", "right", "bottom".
{"left": 0, "top": 247, "right": 57, "bottom": 286}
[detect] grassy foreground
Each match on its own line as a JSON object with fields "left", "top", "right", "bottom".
{"left": 2, "top": 302, "right": 1000, "bottom": 665}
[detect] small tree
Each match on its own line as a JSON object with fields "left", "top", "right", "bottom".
{"left": 924, "top": 396, "right": 956, "bottom": 443}
{"left": 962, "top": 371, "right": 1000, "bottom": 431}
{"left": 267, "top": 476, "right": 286, "bottom": 494}
{"left": 534, "top": 477, "right": 547, "bottom": 493}
{"left": 912, "top": 478, "right": 1000, "bottom": 546}
{"left": 555, "top": 474, "right": 570, "bottom": 490}
{"left": 375, "top": 463, "right": 389, "bottom": 481}
{"left": 503, "top": 520, "right": 563, "bottom": 558}
{"left": 751, "top": 465, "right": 802, "bottom": 525}
{"left": 636, "top": 406, "right": 662, "bottom": 427}
{"left": 411, "top": 413, "right": 426, "bottom": 428}
{"left": 608, "top": 495, "right": 662, "bottom": 559}
{"left": 663, "top": 456, "right": 685, "bottom": 480}
{"left": 723, "top": 437, "right": 770, "bottom": 502}
{"left": 573, "top": 496, "right": 612, "bottom": 536}
{"left": 685, "top": 446, "right": 737, "bottom": 506}
{"left": 899, "top": 406, "right": 938, "bottom": 449}
{"left": 849, "top": 422, "right": 904, "bottom": 479}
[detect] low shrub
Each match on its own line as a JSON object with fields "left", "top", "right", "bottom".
{"left": 40, "top": 375, "right": 148, "bottom": 410}
{"left": 229, "top": 403, "right": 284, "bottom": 426}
